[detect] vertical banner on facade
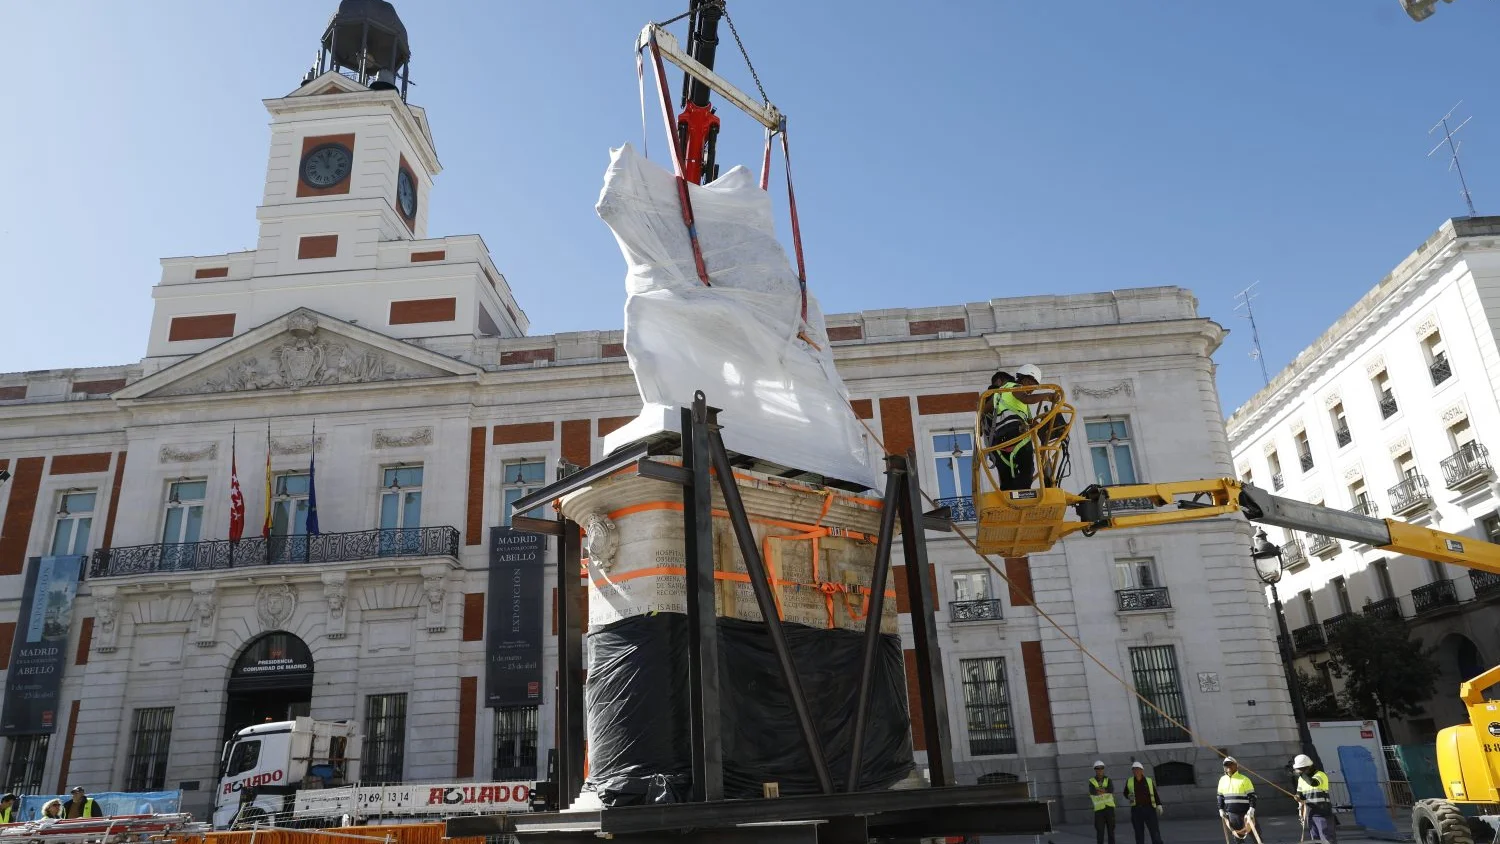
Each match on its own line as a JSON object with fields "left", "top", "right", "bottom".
{"left": 487, "top": 528, "right": 546, "bottom": 708}
{"left": 0, "top": 555, "right": 84, "bottom": 735}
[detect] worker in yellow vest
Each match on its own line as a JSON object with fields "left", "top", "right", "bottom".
{"left": 62, "top": 787, "right": 101, "bottom": 819}
{"left": 1089, "top": 761, "right": 1118, "bottom": 844}
{"left": 1123, "top": 762, "right": 1164, "bottom": 844}
{"left": 1218, "top": 757, "right": 1257, "bottom": 839}
{"left": 0, "top": 793, "right": 17, "bottom": 824}
{"left": 987, "top": 365, "right": 1054, "bottom": 491}
{"left": 1294, "top": 754, "right": 1337, "bottom": 844}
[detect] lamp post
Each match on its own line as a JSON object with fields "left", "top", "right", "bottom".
{"left": 1252, "top": 528, "right": 1318, "bottom": 761}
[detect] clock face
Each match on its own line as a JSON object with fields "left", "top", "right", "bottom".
{"left": 300, "top": 144, "right": 352, "bottom": 189}
{"left": 397, "top": 169, "right": 418, "bottom": 218}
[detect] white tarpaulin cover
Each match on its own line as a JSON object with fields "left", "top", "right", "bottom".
{"left": 596, "top": 144, "right": 881, "bottom": 490}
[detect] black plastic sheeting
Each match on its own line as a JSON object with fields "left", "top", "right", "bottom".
{"left": 585, "top": 613, "right": 914, "bottom": 806}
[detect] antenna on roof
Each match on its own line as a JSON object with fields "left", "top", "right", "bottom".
{"left": 1234, "top": 282, "right": 1271, "bottom": 388}
{"left": 1427, "top": 102, "right": 1478, "bottom": 217}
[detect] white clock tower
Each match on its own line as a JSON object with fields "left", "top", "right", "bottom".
{"left": 143, "top": 0, "right": 526, "bottom": 367}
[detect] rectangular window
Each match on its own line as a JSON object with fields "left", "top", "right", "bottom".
{"left": 1481, "top": 514, "right": 1500, "bottom": 546}
{"left": 1428, "top": 558, "right": 1447, "bottom": 584}
{"left": 1373, "top": 559, "right": 1395, "bottom": 601}
{"left": 1448, "top": 418, "right": 1476, "bottom": 451}
{"left": 364, "top": 693, "right": 407, "bottom": 784}
{"left": 2, "top": 734, "right": 49, "bottom": 794}
{"left": 1128, "top": 645, "right": 1191, "bottom": 745}
{"left": 501, "top": 460, "right": 548, "bottom": 527}
{"left": 50, "top": 490, "right": 96, "bottom": 556}
{"left": 952, "top": 571, "right": 992, "bottom": 602}
{"left": 1374, "top": 370, "right": 1398, "bottom": 418}
{"left": 161, "top": 480, "right": 207, "bottom": 544}
{"left": 1396, "top": 451, "right": 1419, "bottom": 480}
{"left": 1267, "top": 450, "right": 1284, "bottom": 490}
{"left": 271, "top": 473, "right": 311, "bottom": 537}
{"left": 1349, "top": 481, "right": 1373, "bottom": 515}
{"left": 1300, "top": 590, "right": 1319, "bottom": 624}
{"left": 1423, "top": 331, "right": 1451, "bottom": 385}
{"left": 1295, "top": 431, "right": 1314, "bottom": 471}
{"left": 1330, "top": 403, "right": 1351, "bottom": 448}
{"left": 125, "top": 707, "right": 173, "bottom": 791}
{"left": 932, "top": 431, "right": 974, "bottom": 501}
{"left": 1332, "top": 576, "right": 1352, "bottom": 615}
{"left": 1113, "top": 557, "right": 1159, "bottom": 590}
{"left": 379, "top": 465, "right": 424, "bottom": 554}
{"left": 1086, "top": 418, "right": 1138, "bottom": 486}
{"left": 959, "top": 657, "right": 1017, "bottom": 756}
{"left": 493, "top": 706, "right": 540, "bottom": 780}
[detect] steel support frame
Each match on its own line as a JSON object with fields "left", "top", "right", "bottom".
{"left": 554, "top": 515, "right": 585, "bottom": 810}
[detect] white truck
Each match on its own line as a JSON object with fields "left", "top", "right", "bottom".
{"left": 214, "top": 718, "right": 537, "bottom": 830}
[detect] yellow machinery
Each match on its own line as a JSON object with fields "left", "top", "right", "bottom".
{"left": 967, "top": 386, "right": 1500, "bottom": 844}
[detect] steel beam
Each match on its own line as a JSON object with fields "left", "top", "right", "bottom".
{"left": 1239, "top": 484, "right": 1392, "bottom": 546}
{"left": 682, "top": 393, "right": 723, "bottom": 801}
{"left": 845, "top": 458, "right": 903, "bottom": 792}
{"left": 554, "top": 517, "right": 585, "bottom": 810}
{"left": 895, "top": 451, "right": 954, "bottom": 787}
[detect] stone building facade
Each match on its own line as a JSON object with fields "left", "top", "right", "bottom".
{"left": 1228, "top": 216, "right": 1500, "bottom": 745}
{"left": 0, "top": 13, "right": 1297, "bottom": 821}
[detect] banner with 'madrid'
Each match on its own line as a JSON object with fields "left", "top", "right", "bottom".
{"left": 0, "top": 556, "right": 85, "bottom": 735}
{"left": 486, "top": 527, "right": 546, "bottom": 708}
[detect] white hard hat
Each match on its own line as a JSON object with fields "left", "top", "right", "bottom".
{"left": 1093, "top": 760, "right": 1105, "bottom": 768}
{"left": 1293, "top": 754, "right": 1314, "bottom": 768}
{"left": 1016, "top": 364, "right": 1043, "bottom": 382}
{"left": 1223, "top": 756, "right": 1238, "bottom": 765}
{"left": 1132, "top": 761, "right": 1145, "bottom": 770}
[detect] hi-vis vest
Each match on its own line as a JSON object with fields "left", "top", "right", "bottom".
{"left": 1089, "top": 777, "right": 1116, "bottom": 811}
{"left": 1298, "top": 771, "right": 1331, "bottom": 808}
{"left": 0, "top": 805, "right": 13, "bottom": 824}
{"left": 1125, "top": 776, "right": 1158, "bottom": 806}
{"left": 1218, "top": 772, "right": 1255, "bottom": 810}
{"left": 992, "top": 384, "right": 1032, "bottom": 426}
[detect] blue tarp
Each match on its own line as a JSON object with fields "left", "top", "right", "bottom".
{"left": 1340, "top": 746, "right": 1397, "bottom": 835}
{"left": 16, "top": 791, "right": 181, "bottom": 821}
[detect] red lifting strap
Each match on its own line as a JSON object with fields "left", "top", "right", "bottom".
{"left": 780, "top": 123, "right": 809, "bottom": 326}
{"left": 646, "top": 33, "right": 712, "bottom": 288}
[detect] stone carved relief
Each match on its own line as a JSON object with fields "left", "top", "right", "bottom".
{"left": 1365, "top": 356, "right": 1387, "bottom": 377}
{"left": 191, "top": 582, "right": 217, "bottom": 647}
{"left": 1071, "top": 380, "right": 1133, "bottom": 399}
{"left": 1442, "top": 401, "right": 1469, "bottom": 425}
{"left": 1342, "top": 463, "right": 1364, "bottom": 482}
{"left": 94, "top": 586, "right": 120, "bottom": 653}
{"left": 322, "top": 572, "right": 348, "bottom": 640}
{"left": 160, "top": 442, "right": 219, "bottom": 463}
{"left": 1290, "top": 419, "right": 1306, "bottom": 436}
{"left": 257, "top": 583, "right": 298, "bottom": 631}
{"left": 421, "top": 564, "right": 449, "bottom": 633}
{"left": 374, "top": 427, "right": 434, "bottom": 449}
{"left": 1323, "top": 393, "right": 1342, "bottom": 410}
{"left": 582, "top": 513, "right": 620, "bottom": 573}
{"left": 1389, "top": 435, "right": 1413, "bottom": 458}
{"left": 157, "top": 314, "right": 443, "bottom": 397}
{"left": 1262, "top": 440, "right": 1279, "bottom": 456}
{"left": 1413, "top": 314, "right": 1439, "bottom": 339}
{"left": 271, "top": 435, "right": 325, "bottom": 456}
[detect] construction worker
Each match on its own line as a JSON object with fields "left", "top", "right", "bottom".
{"left": 1123, "top": 762, "right": 1164, "bottom": 844}
{"left": 1217, "top": 757, "right": 1256, "bottom": 839}
{"left": 1089, "top": 761, "right": 1118, "bottom": 844}
{"left": 979, "top": 370, "right": 1012, "bottom": 447}
{"left": 63, "top": 787, "right": 101, "bottom": 819}
{"left": 0, "top": 793, "right": 16, "bottom": 824}
{"left": 1293, "top": 754, "right": 1336, "bottom": 844}
{"left": 987, "top": 364, "right": 1054, "bottom": 491}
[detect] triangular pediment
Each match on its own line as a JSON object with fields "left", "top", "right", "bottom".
{"left": 287, "top": 70, "right": 368, "bottom": 99}
{"left": 119, "top": 309, "right": 480, "bottom": 400}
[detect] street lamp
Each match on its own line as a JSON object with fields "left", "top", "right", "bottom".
{"left": 1252, "top": 528, "right": 1318, "bottom": 763}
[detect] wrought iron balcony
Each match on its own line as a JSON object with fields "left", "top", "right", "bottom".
{"left": 1442, "top": 442, "right": 1492, "bottom": 490}
{"left": 90, "top": 526, "right": 461, "bottom": 578}
{"left": 1307, "top": 534, "right": 1339, "bottom": 557}
{"left": 1388, "top": 475, "right": 1431, "bottom": 516}
{"left": 1322, "top": 612, "right": 1355, "bottom": 634}
{"left": 1413, "top": 578, "right": 1460, "bottom": 616}
{"left": 1349, "top": 500, "right": 1379, "bottom": 518}
{"left": 950, "top": 598, "right": 1004, "bottom": 623}
{"left": 1116, "top": 587, "right": 1172, "bottom": 612}
{"left": 1430, "top": 355, "right": 1452, "bottom": 386}
{"left": 1281, "top": 538, "right": 1308, "bottom": 571}
{"left": 1300, "top": 453, "right": 1315, "bottom": 472}
{"left": 1272, "top": 473, "right": 1285, "bottom": 491}
{"left": 1379, "top": 392, "right": 1399, "bottom": 419}
{"left": 935, "top": 495, "right": 977, "bottom": 523}
{"left": 1334, "top": 426, "right": 1352, "bottom": 448}
{"left": 1292, "top": 624, "right": 1327, "bottom": 653}
{"left": 1470, "top": 569, "right": 1500, "bottom": 600}
{"left": 1363, "top": 596, "right": 1404, "bottom": 622}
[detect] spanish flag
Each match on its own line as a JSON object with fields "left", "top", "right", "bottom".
{"left": 262, "top": 426, "right": 273, "bottom": 538}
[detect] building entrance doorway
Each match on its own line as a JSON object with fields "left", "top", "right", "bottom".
{"left": 223, "top": 632, "right": 314, "bottom": 745}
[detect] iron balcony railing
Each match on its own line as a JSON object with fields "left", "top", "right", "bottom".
{"left": 1349, "top": 500, "right": 1379, "bottom": 518}
{"left": 1470, "top": 569, "right": 1500, "bottom": 600}
{"left": 1281, "top": 538, "right": 1308, "bottom": 571}
{"left": 1292, "top": 624, "right": 1327, "bottom": 653}
{"left": 1412, "top": 579, "right": 1460, "bottom": 616}
{"left": 1379, "top": 392, "right": 1399, "bottom": 419}
{"left": 1430, "top": 355, "right": 1452, "bottom": 386}
{"left": 1363, "top": 596, "right": 1404, "bottom": 622}
{"left": 1335, "top": 426, "right": 1352, "bottom": 448}
{"left": 1308, "top": 534, "right": 1339, "bottom": 557}
{"left": 1272, "top": 473, "right": 1285, "bottom": 491}
{"left": 90, "top": 526, "right": 461, "bottom": 578}
{"left": 1300, "top": 453, "right": 1315, "bottom": 472}
{"left": 1322, "top": 612, "right": 1355, "bottom": 634}
{"left": 935, "top": 495, "right": 977, "bottom": 523}
{"left": 1116, "top": 587, "right": 1172, "bottom": 612}
{"left": 1388, "top": 475, "right": 1431, "bottom": 515}
{"left": 950, "top": 598, "right": 1004, "bottom": 623}
{"left": 1442, "top": 442, "right": 1492, "bottom": 490}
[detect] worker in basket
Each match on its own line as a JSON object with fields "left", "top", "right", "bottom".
{"left": 1218, "top": 757, "right": 1258, "bottom": 841}
{"left": 985, "top": 364, "right": 1056, "bottom": 490}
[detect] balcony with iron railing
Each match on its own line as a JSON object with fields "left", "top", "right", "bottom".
{"left": 1281, "top": 538, "right": 1308, "bottom": 571}
{"left": 1300, "top": 453, "right": 1315, "bottom": 472}
{"left": 1388, "top": 475, "right": 1432, "bottom": 516}
{"left": 950, "top": 598, "right": 1004, "bottom": 623}
{"left": 1363, "top": 596, "right": 1404, "bottom": 622}
{"left": 1307, "top": 534, "right": 1339, "bottom": 557}
{"left": 1116, "top": 587, "right": 1172, "bottom": 612}
{"left": 1322, "top": 612, "right": 1355, "bottom": 636}
{"left": 90, "top": 526, "right": 461, "bottom": 578}
{"left": 1442, "top": 443, "right": 1492, "bottom": 490}
{"left": 1350, "top": 500, "right": 1379, "bottom": 518}
{"left": 1430, "top": 355, "right": 1452, "bottom": 386}
{"left": 1470, "top": 569, "right": 1500, "bottom": 600}
{"left": 1272, "top": 473, "right": 1285, "bottom": 491}
{"left": 935, "top": 495, "right": 977, "bottom": 523}
{"left": 1379, "top": 392, "right": 1399, "bottom": 419}
{"left": 1335, "top": 426, "right": 1352, "bottom": 448}
{"left": 1412, "top": 579, "right": 1461, "bottom": 617}
{"left": 1292, "top": 624, "right": 1327, "bottom": 653}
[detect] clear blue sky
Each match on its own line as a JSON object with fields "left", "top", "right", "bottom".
{"left": 2, "top": 1, "right": 1496, "bottom": 414}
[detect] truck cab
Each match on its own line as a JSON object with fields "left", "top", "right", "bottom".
{"left": 213, "top": 717, "right": 359, "bottom": 830}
